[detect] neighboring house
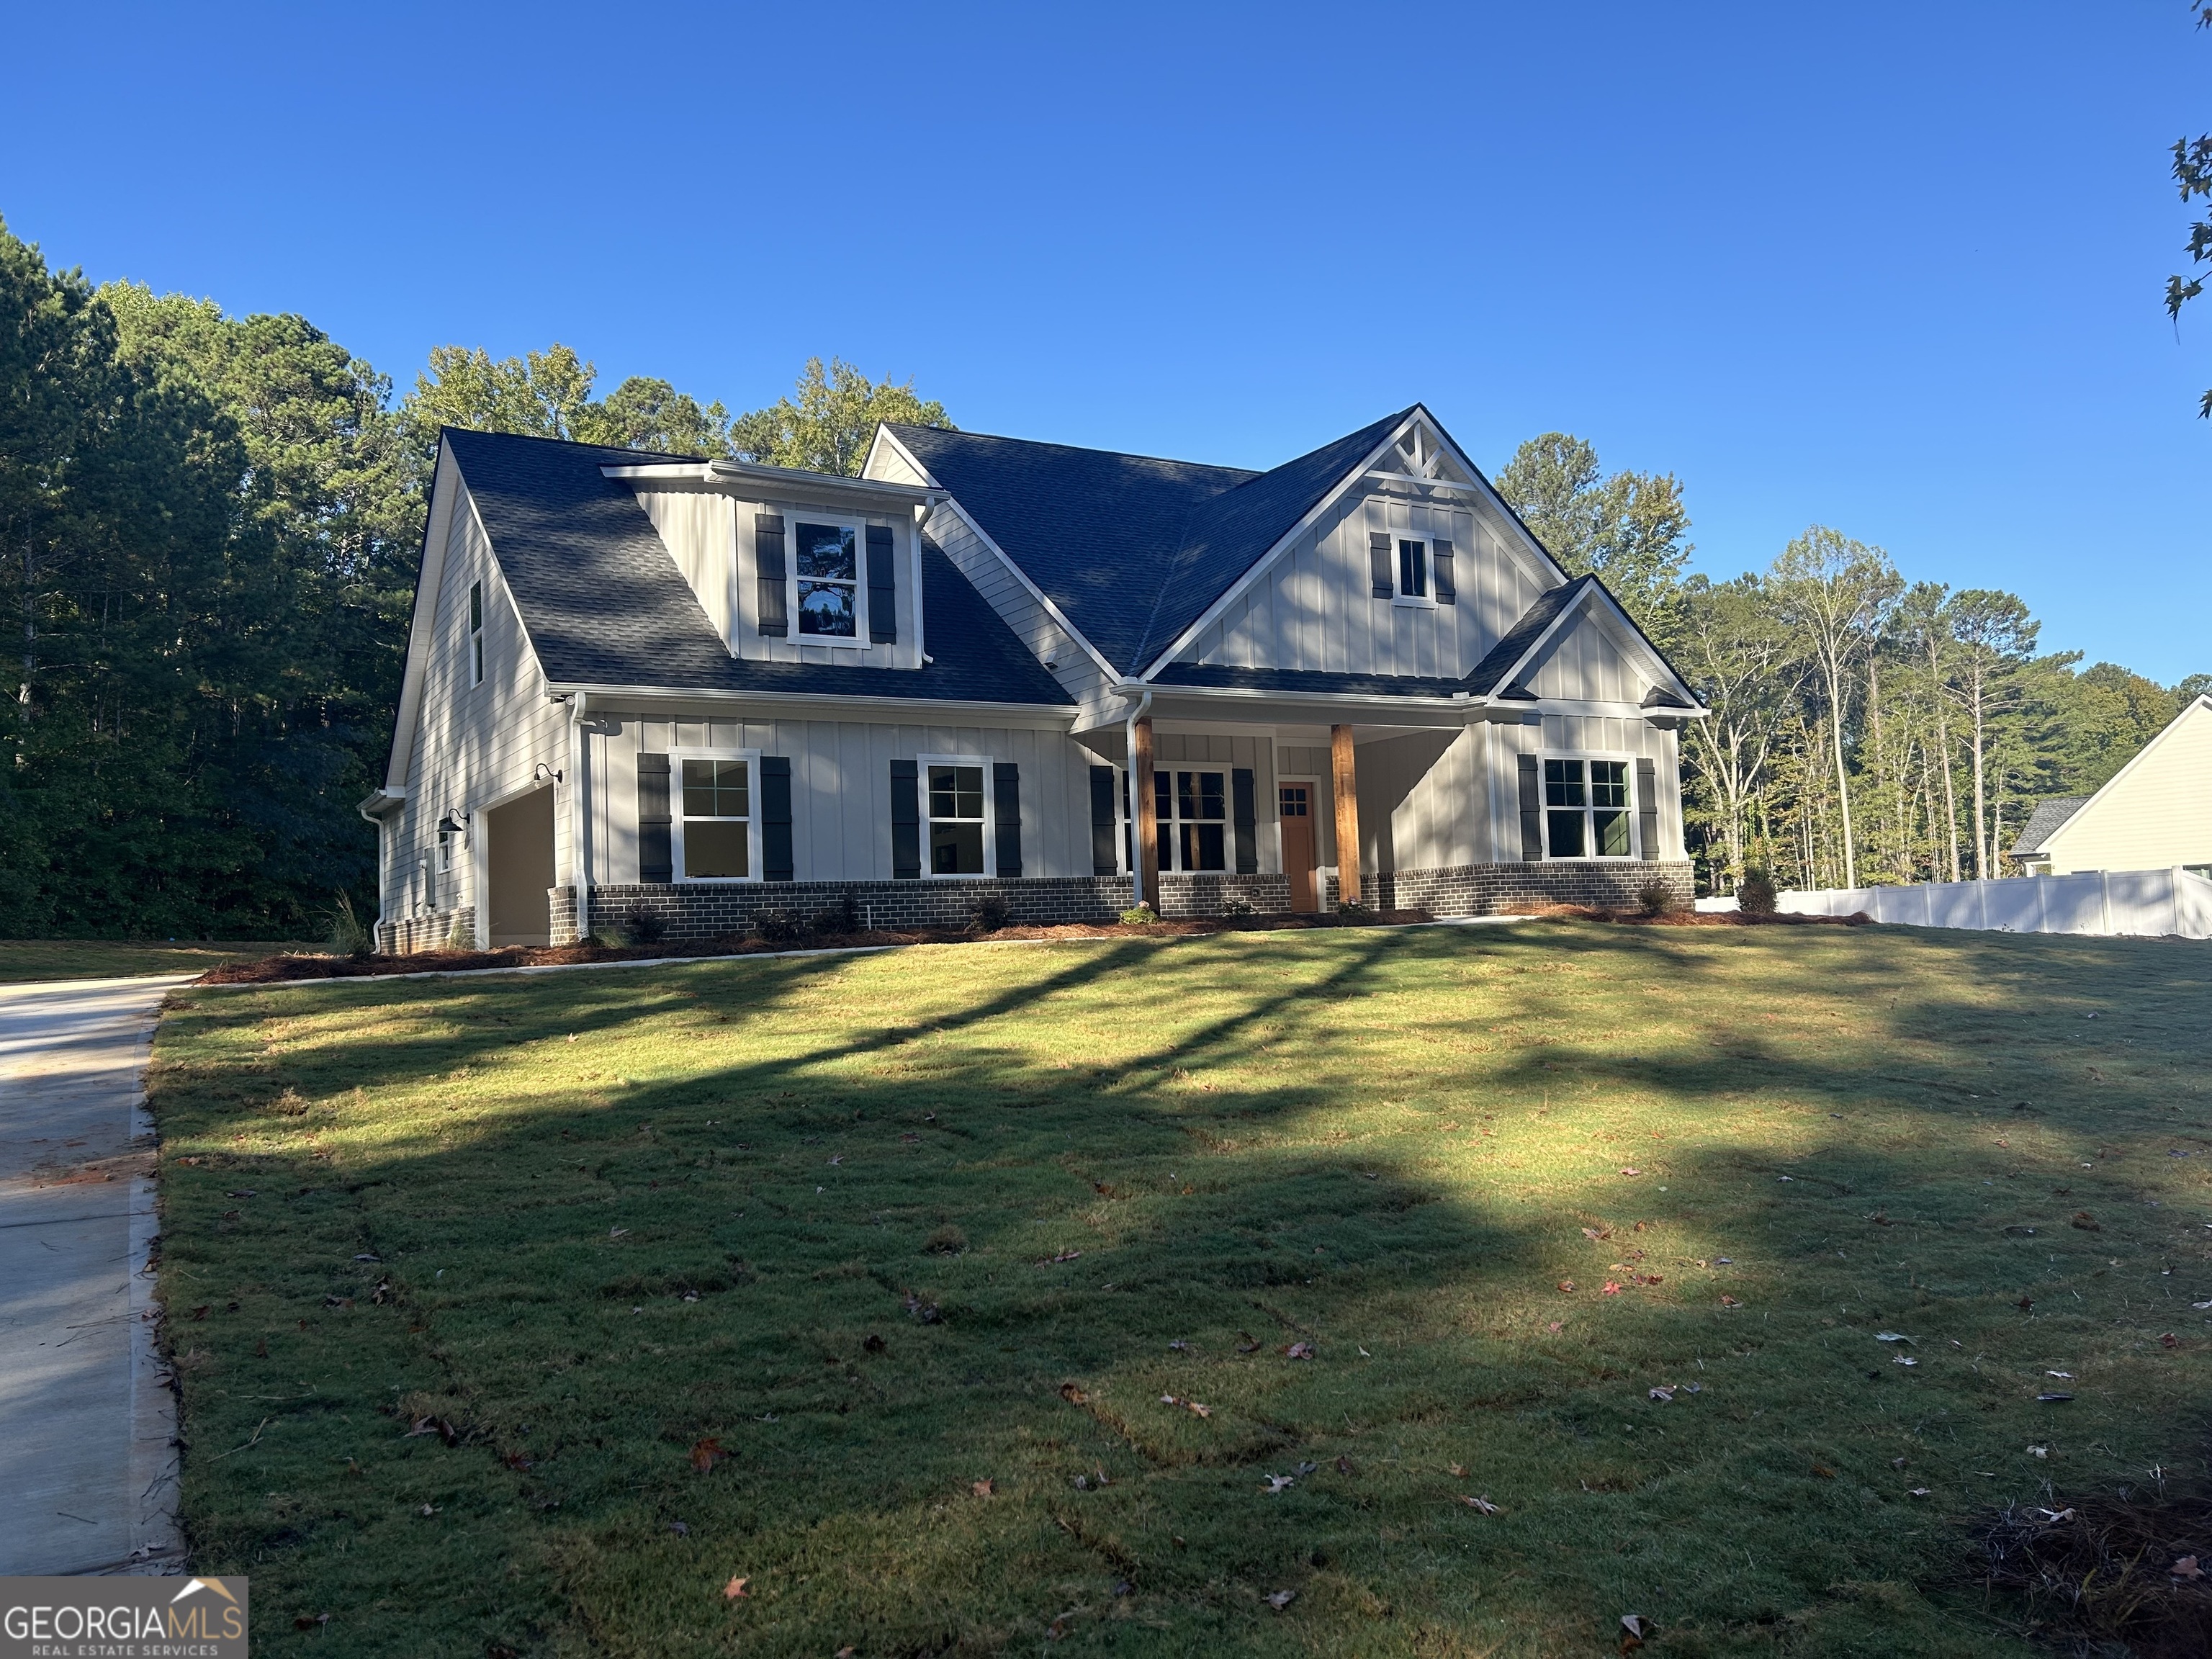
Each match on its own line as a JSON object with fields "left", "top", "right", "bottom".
{"left": 2009, "top": 693, "right": 2212, "bottom": 878}
{"left": 360, "top": 405, "right": 1707, "bottom": 952}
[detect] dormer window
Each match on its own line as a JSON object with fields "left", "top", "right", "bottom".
{"left": 793, "top": 521, "right": 861, "bottom": 639}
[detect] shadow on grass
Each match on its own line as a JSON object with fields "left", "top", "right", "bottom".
{"left": 150, "top": 922, "right": 2212, "bottom": 1658}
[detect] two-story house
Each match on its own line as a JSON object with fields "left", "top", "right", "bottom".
{"left": 361, "top": 405, "right": 1705, "bottom": 950}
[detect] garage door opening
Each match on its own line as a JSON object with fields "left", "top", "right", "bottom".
{"left": 485, "top": 786, "right": 555, "bottom": 946}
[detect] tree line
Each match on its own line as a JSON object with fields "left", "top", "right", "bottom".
{"left": 0, "top": 217, "right": 945, "bottom": 937}
{"left": 1494, "top": 435, "right": 2207, "bottom": 895}
{"left": 4, "top": 214, "right": 2199, "bottom": 935}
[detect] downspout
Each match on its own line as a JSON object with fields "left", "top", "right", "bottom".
{"left": 1119, "top": 683, "right": 1152, "bottom": 910}
{"left": 570, "top": 692, "right": 592, "bottom": 945}
{"left": 355, "top": 796, "right": 389, "bottom": 949}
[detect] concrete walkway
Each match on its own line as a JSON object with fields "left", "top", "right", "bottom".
{"left": 0, "top": 976, "right": 192, "bottom": 1575}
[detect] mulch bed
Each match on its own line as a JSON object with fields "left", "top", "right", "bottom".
{"left": 197, "top": 909, "right": 1439, "bottom": 985}
{"left": 1502, "top": 902, "right": 1873, "bottom": 928}
{"left": 1974, "top": 1482, "right": 2212, "bottom": 1658}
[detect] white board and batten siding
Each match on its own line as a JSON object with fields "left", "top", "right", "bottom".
{"left": 1177, "top": 491, "right": 1547, "bottom": 682}
{"left": 632, "top": 482, "right": 927, "bottom": 673}
{"left": 388, "top": 480, "right": 576, "bottom": 923}
{"left": 582, "top": 716, "right": 1107, "bottom": 885}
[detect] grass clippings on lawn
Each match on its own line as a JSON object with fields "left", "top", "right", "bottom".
{"left": 151, "top": 922, "right": 2212, "bottom": 1656}
{"left": 0, "top": 938, "right": 323, "bottom": 983}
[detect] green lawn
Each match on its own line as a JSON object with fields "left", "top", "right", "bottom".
{"left": 0, "top": 938, "right": 320, "bottom": 982}
{"left": 150, "top": 924, "right": 2212, "bottom": 1657}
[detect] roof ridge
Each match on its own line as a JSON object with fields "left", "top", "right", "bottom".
{"left": 886, "top": 421, "right": 1259, "bottom": 482}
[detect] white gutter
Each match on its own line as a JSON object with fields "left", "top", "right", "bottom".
{"left": 1117, "top": 683, "right": 1153, "bottom": 910}
{"left": 570, "top": 693, "right": 591, "bottom": 945}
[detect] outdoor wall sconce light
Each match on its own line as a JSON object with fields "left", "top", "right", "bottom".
{"left": 436, "top": 809, "right": 467, "bottom": 840}
{"left": 532, "top": 762, "right": 565, "bottom": 786}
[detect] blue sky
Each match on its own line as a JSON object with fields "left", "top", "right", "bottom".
{"left": 5, "top": 2, "right": 2207, "bottom": 680}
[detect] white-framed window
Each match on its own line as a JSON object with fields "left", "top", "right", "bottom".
{"left": 920, "top": 754, "right": 992, "bottom": 876}
{"left": 1393, "top": 539, "right": 1434, "bottom": 607}
{"left": 1543, "top": 755, "right": 1637, "bottom": 859}
{"left": 1154, "top": 766, "right": 1228, "bottom": 871}
{"left": 672, "top": 748, "right": 762, "bottom": 881}
{"left": 468, "top": 580, "right": 485, "bottom": 685}
{"left": 790, "top": 517, "right": 868, "bottom": 646}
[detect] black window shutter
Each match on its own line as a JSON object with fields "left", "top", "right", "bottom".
{"left": 755, "top": 514, "right": 788, "bottom": 637}
{"left": 638, "top": 753, "right": 673, "bottom": 882}
{"left": 1231, "top": 768, "right": 1258, "bottom": 873}
{"left": 992, "top": 763, "right": 1022, "bottom": 876}
{"left": 1433, "top": 538, "right": 1456, "bottom": 603}
{"left": 760, "top": 756, "right": 794, "bottom": 881}
{"left": 866, "top": 524, "right": 897, "bottom": 643}
{"left": 890, "top": 759, "right": 920, "bottom": 879}
{"left": 1089, "top": 765, "right": 1118, "bottom": 876}
{"left": 1517, "top": 752, "right": 1543, "bottom": 861}
{"left": 1369, "top": 531, "right": 1393, "bottom": 598}
{"left": 1635, "top": 757, "right": 1660, "bottom": 862}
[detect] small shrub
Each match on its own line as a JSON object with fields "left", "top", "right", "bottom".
{"left": 1119, "top": 902, "right": 1159, "bottom": 927}
{"left": 1738, "top": 866, "right": 1778, "bottom": 916}
{"left": 1334, "top": 899, "right": 1375, "bottom": 925}
{"left": 1220, "top": 895, "right": 1256, "bottom": 918}
{"left": 445, "top": 912, "right": 475, "bottom": 950}
{"left": 924, "top": 1224, "right": 968, "bottom": 1255}
{"left": 815, "top": 891, "right": 860, "bottom": 936}
{"left": 624, "top": 905, "right": 667, "bottom": 946}
{"left": 754, "top": 908, "right": 806, "bottom": 945}
{"left": 325, "top": 893, "right": 372, "bottom": 958}
{"left": 971, "top": 894, "right": 1012, "bottom": 933}
{"left": 1637, "top": 879, "right": 1678, "bottom": 917}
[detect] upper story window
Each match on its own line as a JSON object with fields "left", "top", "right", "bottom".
{"left": 468, "top": 581, "right": 485, "bottom": 685}
{"left": 1544, "top": 757, "right": 1633, "bottom": 858}
{"left": 1397, "top": 539, "right": 1429, "bottom": 601}
{"left": 793, "top": 521, "right": 861, "bottom": 639}
{"left": 676, "top": 754, "right": 756, "bottom": 880}
{"left": 926, "top": 761, "right": 988, "bottom": 874}
{"left": 1156, "top": 768, "right": 1227, "bottom": 871}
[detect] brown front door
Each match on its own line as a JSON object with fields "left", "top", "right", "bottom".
{"left": 1280, "top": 784, "right": 1317, "bottom": 912}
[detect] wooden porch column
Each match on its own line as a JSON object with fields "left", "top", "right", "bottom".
{"left": 1331, "top": 723, "right": 1361, "bottom": 906}
{"left": 1134, "top": 714, "right": 1161, "bottom": 909}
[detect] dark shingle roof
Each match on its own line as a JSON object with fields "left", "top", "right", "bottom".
{"left": 1462, "top": 575, "right": 1595, "bottom": 696}
{"left": 1151, "top": 663, "right": 1470, "bottom": 699}
{"left": 2010, "top": 796, "right": 2089, "bottom": 858}
{"left": 890, "top": 410, "right": 1413, "bottom": 674}
{"left": 444, "top": 428, "right": 1071, "bottom": 707}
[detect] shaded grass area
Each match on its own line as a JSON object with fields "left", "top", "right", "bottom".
{"left": 0, "top": 938, "right": 320, "bottom": 983}
{"left": 150, "top": 923, "right": 2212, "bottom": 1656}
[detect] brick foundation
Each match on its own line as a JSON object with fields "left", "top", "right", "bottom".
{"left": 375, "top": 906, "right": 475, "bottom": 955}
{"left": 385, "top": 863, "right": 1695, "bottom": 953}
{"left": 1329, "top": 862, "right": 1694, "bottom": 915}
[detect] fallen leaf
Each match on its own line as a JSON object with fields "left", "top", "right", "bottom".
{"left": 2046, "top": 1370, "right": 2073, "bottom": 1380}
{"left": 1909, "top": 1487, "right": 1932, "bottom": 1497}
{"left": 690, "top": 1437, "right": 725, "bottom": 1473}
{"left": 2173, "top": 1555, "right": 2204, "bottom": 1581}
{"left": 1582, "top": 1226, "right": 1613, "bottom": 1241}
{"left": 1168, "top": 1339, "right": 1190, "bottom": 1352}
{"left": 1619, "top": 1167, "right": 1642, "bottom": 1177}
{"left": 2160, "top": 1333, "right": 2181, "bottom": 1349}
{"left": 2016, "top": 1296, "right": 2036, "bottom": 1312}
{"left": 1060, "top": 1382, "right": 1089, "bottom": 1406}
{"left": 2036, "top": 1393, "right": 2075, "bottom": 1403}
{"left": 2028, "top": 1444, "right": 2049, "bottom": 1459}
{"left": 2070, "top": 1211, "right": 2100, "bottom": 1232}
{"left": 2193, "top": 1301, "right": 2212, "bottom": 1310}
{"left": 418, "top": 1503, "right": 438, "bottom": 1516}
{"left": 1720, "top": 1294, "right": 1742, "bottom": 1308}
{"left": 1236, "top": 1331, "right": 1262, "bottom": 1352}
{"left": 1602, "top": 1281, "right": 1622, "bottom": 1295}
{"left": 665, "top": 1519, "right": 688, "bottom": 1534}
{"left": 1262, "top": 1474, "right": 1295, "bottom": 1493}
{"left": 972, "top": 1478, "right": 994, "bottom": 1497}
{"left": 2032, "top": 1506, "right": 2076, "bottom": 1524}
{"left": 1649, "top": 1385, "right": 1676, "bottom": 1402}
{"left": 724, "top": 1575, "right": 749, "bottom": 1600}
{"left": 353, "top": 1252, "right": 380, "bottom": 1263}
{"left": 1894, "top": 1356, "right": 1918, "bottom": 1367}
{"left": 1265, "top": 1590, "right": 1295, "bottom": 1610}
{"left": 1448, "top": 1462, "right": 1467, "bottom": 1477}
{"left": 608, "top": 1227, "right": 629, "bottom": 1239}
{"left": 1620, "top": 1614, "right": 1647, "bottom": 1637}
{"left": 1547, "top": 1321, "right": 1564, "bottom": 1333}
{"left": 1284, "top": 1341, "right": 1314, "bottom": 1360}
{"left": 1812, "top": 1464, "right": 1837, "bottom": 1479}
{"left": 1558, "top": 1280, "right": 1576, "bottom": 1293}
{"left": 863, "top": 1333, "right": 886, "bottom": 1354}
{"left": 1461, "top": 1494, "right": 1502, "bottom": 1514}
{"left": 1874, "top": 1332, "right": 1914, "bottom": 1344}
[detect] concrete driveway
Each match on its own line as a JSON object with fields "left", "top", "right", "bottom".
{"left": 0, "top": 976, "right": 192, "bottom": 1575}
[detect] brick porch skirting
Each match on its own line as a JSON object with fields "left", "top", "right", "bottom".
{"left": 1328, "top": 862, "right": 1694, "bottom": 915}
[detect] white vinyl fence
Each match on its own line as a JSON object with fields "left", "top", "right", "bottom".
{"left": 1777, "top": 867, "right": 2212, "bottom": 940}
